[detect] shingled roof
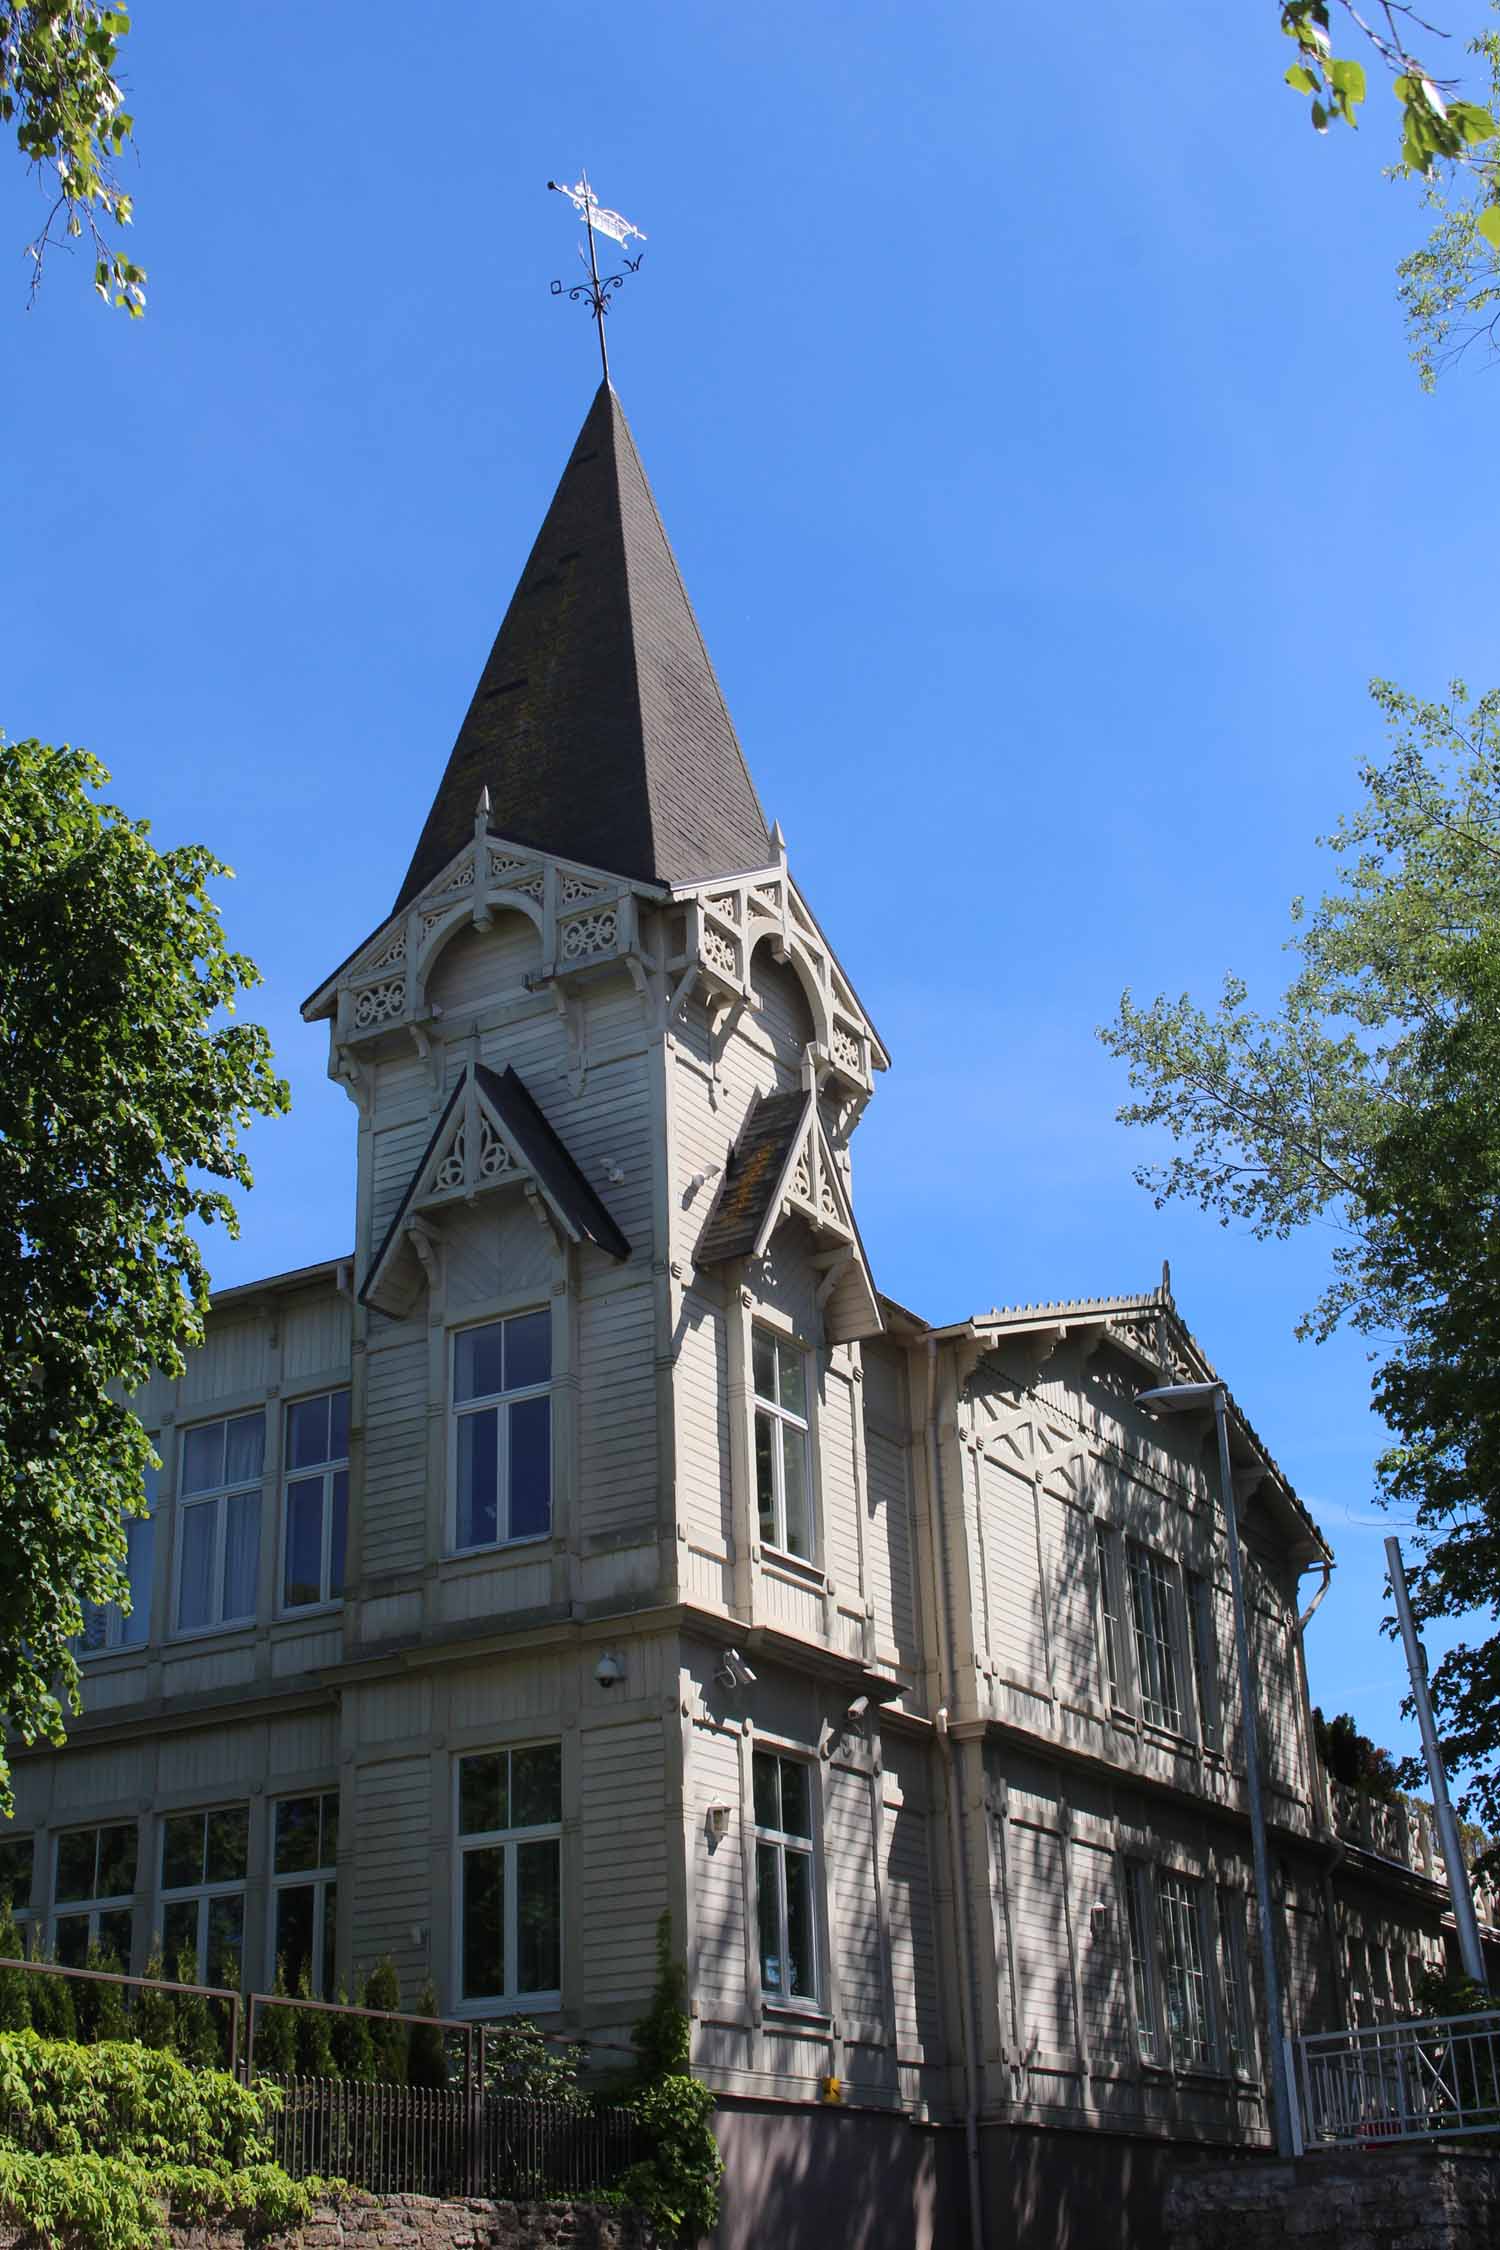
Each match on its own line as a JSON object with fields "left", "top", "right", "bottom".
{"left": 694, "top": 1092, "right": 808, "bottom": 1265}
{"left": 394, "top": 383, "right": 772, "bottom": 911}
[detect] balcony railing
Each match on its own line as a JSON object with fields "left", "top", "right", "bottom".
{"left": 1296, "top": 2009, "right": 1500, "bottom": 2148}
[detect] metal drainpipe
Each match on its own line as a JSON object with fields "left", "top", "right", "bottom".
{"left": 926, "top": 1336, "right": 985, "bottom": 2250}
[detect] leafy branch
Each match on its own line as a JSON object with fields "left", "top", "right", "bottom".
{"left": 0, "top": 4, "right": 145, "bottom": 311}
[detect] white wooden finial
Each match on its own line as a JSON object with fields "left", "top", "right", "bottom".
{"left": 771, "top": 819, "right": 787, "bottom": 861}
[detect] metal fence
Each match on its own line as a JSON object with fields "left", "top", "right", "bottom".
{"left": 265, "top": 2075, "right": 643, "bottom": 2198}
{"left": 1297, "top": 2008, "right": 1500, "bottom": 2147}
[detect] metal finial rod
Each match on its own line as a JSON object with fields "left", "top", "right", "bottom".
{"left": 547, "top": 174, "right": 646, "bottom": 377}
{"left": 581, "top": 177, "right": 609, "bottom": 384}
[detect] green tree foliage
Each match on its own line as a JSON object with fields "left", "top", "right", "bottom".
{"left": 0, "top": 2028, "right": 319, "bottom": 2250}
{"left": 251, "top": 1970, "right": 296, "bottom": 2079}
{"left": 405, "top": 1979, "right": 447, "bottom": 2091}
{"left": 131, "top": 1946, "right": 173, "bottom": 2052}
{"left": 71, "top": 1944, "right": 127, "bottom": 2046}
{"left": 616, "top": 1913, "right": 721, "bottom": 2248}
{"left": 1102, "top": 677, "right": 1500, "bottom": 1821}
{"left": 1279, "top": 2, "right": 1497, "bottom": 166}
{"left": 0, "top": 1903, "right": 28, "bottom": 2034}
{"left": 483, "top": 2017, "right": 589, "bottom": 2109}
{"left": 361, "top": 1959, "right": 407, "bottom": 2086}
{"left": 0, "top": 738, "right": 287, "bottom": 1814}
{"left": 0, "top": 4, "right": 145, "bottom": 309}
{"left": 292, "top": 1970, "right": 336, "bottom": 2080}
{"left": 327, "top": 1986, "right": 375, "bottom": 2084}
{"left": 28, "top": 1954, "right": 75, "bottom": 2044}
{"left": 1397, "top": 15, "right": 1500, "bottom": 384}
{"left": 170, "top": 1950, "right": 219, "bottom": 2072}
{"left": 1312, "top": 1706, "right": 1401, "bottom": 1798}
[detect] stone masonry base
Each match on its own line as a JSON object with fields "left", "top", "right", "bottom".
{"left": 1165, "top": 2151, "right": 1500, "bottom": 2249}
{"left": 170, "top": 2196, "right": 653, "bottom": 2250}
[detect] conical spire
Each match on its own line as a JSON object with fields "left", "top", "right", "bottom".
{"left": 395, "top": 384, "right": 772, "bottom": 910}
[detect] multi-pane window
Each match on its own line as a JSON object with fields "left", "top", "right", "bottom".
{"left": 1185, "top": 1571, "right": 1220, "bottom": 1750}
{"left": 282, "top": 1392, "right": 350, "bottom": 1611}
{"left": 753, "top": 1751, "right": 819, "bottom": 2009}
{"left": 452, "top": 1315, "right": 552, "bottom": 1552}
{"left": 53, "top": 1823, "right": 136, "bottom": 1968}
{"left": 752, "top": 1331, "right": 812, "bottom": 1560}
{"left": 1123, "top": 1862, "right": 1159, "bottom": 2062}
{"left": 160, "top": 1806, "right": 249, "bottom": 1986}
{"left": 177, "top": 1414, "right": 264, "bottom": 1632}
{"left": 271, "top": 1792, "right": 338, "bottom": 1997}
{"left": 456, "top": 1744, "right": 562, "bottom": 2006}
{"left": 0, "top": 1835, "right": 34, "bottom": 1955}
{"left": 1218, "top": 1886, "right": 1253, "bottom": 2074}
{"left": 1096, "top": 1524, "right": 1121, "bottom": 1705}
{"left": 1157, "top": 1872, "right": 1213, "bottom": 2069}
{"left": 1126, "top": 1545, "right": 1183, "bottom": 1733}
{"left": 81, "top": 1456, "right": 158, "bottom": 1654}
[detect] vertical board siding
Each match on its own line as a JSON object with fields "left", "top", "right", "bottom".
{"left": 425, "top": 914, "right": 543, "bottom": 1015}
{"left": 363, "top": 1337, "right": 429, "bottom": 1574}
{"left": 180, "top": 1318, "right": 272, "bottom": 1406}
{"left": 864, "top": 1426, "right": 919, "bottom": 1668}
{"left": 1042, "top": 1491, "right": 1099, "bottom": 1709}
{"left": 578, "top": 1288, "right": 658, "bottom": 1537}
{"left": 820, "top": 1378, "right": 862, "bottom": 1599}
{"left": 823, "top": 1766, "right": 885, "bottom": 2040}
{"left": 281, "top": 1290, "right": 352, "bottom": 1382}
{"left": 580, "top": 1721, "right": 668, "bottom": 2011}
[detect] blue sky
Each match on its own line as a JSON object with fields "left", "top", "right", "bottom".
{"left": 7, "top": 1, "right": 1498, "bottom": 1773}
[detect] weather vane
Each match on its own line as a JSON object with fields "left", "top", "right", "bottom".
{"left": 547, "top": 173, "right": 646, "bottom": 384}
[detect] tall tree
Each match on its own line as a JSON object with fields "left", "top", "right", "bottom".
{"left": 0, "top": 735, "right": 286, "bottom": 1811}
{"left": 1, "top": 3, "right": 145, "bottom": 308}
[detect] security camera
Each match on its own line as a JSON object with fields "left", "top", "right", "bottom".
{"left": 716, "top": 1648, "right": 756, "bottom": 1692}
{"left": 846, "top": 1695, "right": 870, "bottom": 1728}
{"left": 594, "top": 1652, "right": 624, "bottom": 1687}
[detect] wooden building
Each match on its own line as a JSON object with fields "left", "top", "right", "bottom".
{"left": 7, "top": 384, "right": 1484, "bottom": 2248}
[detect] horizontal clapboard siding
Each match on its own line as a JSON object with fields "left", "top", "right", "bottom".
{"left": 352, "top": 1753, "right": 431, "bottom": 1995}
{"left": 581, "top": 1720, "right": 667, "bottom": 2011}
{"left": 691, "top": 1725, "right": 746, "bottom": 2019}
{"left": 823, "top": 1765, "right": 885, "bottom": 2041}
{"left": 578, "top": 1286, "right": 658, "bottom": 1538}
{"left": 363, "top": 1337, "right": 428, "bottom": 1574}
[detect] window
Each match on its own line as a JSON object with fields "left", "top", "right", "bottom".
{"left": 452, "top": 1314, "right": 552, "bottom": 1552}
{"left": 282, "top": 1392, "right": 350, "bottom": 1610}
{"left": 81, "top": 1456, "right": 159, "bottom": 1654}
{"left": 1218, "top": 1886, "right": 1253, "bottom": 2075}
{"left": 271, "top": 1792, "right": 338, "bottom": 1997}
{"left": 53, "top": 1824, "right": 135, "bottom": 1968}
{"left": 1096, "top": 1524, "right": 1121, "bottom": 1705}
{"left": 1123, "top": 1862, "right": 1159, "bottom": 2062}
{"left": 455, "top": 1744, "right": 562, "bottom": 2007}
{"left": 1157, "top": 1872, "right": 1213, "bottom": 2069}
{"left": 1185, "top": 1571, "right": 1220, "bottom": 1750}
{"left": 752, "top": 1330, "right": 812, "bottom": 1560}
{"left": 0, "top": 1834, "right": 34, "bottom": 1954}
{"left": 177, "top": 1414, "right": 264, "bottom": 1632}
{"left": 753, "top": 1751, "right": 820, "bottom": 2009}
{"left": 1126, "top": 1544, "right": 1183, "bottom": 1733}
{"left": 160, "top": 1806, "right": 249, "bottom": 1985}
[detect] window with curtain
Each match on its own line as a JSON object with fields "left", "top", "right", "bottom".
{"left": 160, "top": 1806, "right": 249, "bottom": 1986}
{"left": 53, "top": 1823, "right": 136, "bottom": 1968}
{"left": 80, "top": 1455, "right": 159, "bottom": 1654}
{"left": 271, "top": 1792, "right": 338, "bottom": 1997}
{"left": 176, "top": 1414, "right": 264, "bottom": 1632}
{"left": 753, "top": 1750, "right": 820, "bottom": 2009}
{"left": 455, "top": 1744, "right": 562, "bottom": 2006}
{"left": 752, "top": 1330, "right": 812, "bottom": 1560}
{"left": 451, "top": 1314, "right": 552, "bottom": 1552}
{"left": 282, "top": 1392, "right": 350, "bottom": 1610}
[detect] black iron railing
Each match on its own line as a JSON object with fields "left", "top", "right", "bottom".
{"left": 265, "top": 2076, "right": 643, "bottom": 2198}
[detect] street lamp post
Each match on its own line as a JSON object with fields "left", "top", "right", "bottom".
{"left": 1136, "top": 1379, "right": 1296, "bottom": 2158}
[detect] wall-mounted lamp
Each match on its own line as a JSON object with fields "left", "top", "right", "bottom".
{"left": 705, "top": 1804, "right": 732, "bottom": 1843}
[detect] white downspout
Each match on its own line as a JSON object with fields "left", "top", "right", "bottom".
{"left": 926, "top": 1336, "right": 985, "bottom": 2250}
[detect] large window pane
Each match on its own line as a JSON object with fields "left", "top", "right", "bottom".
{"left": 121, "top": 1515, "right": 154, "bottom": 1644}
{"left": 181, "top": 1425, "right": 223, "bottom": 1495}
{"left": 163, "top": 1899, "right": 198, "bottom": 1969}
{"left": 0, "top": 1839, "right": 32, "bottom": 1907}
{"left": 754, "top": 1413, "right": 776, "bottom": 1543}
{"left": 781, "top": 1425, "right": 810, "bottom": 1557}
{"left": 511, "top": 1744, "right": 562, "bottom": 1828}
{"left": 222, "top": 1492, "right": 260, "bottom": 1621}
{"left": 55, "top": 1831, "right": 96, "bottom": 1901}
{"left": 776, "top": 1340, "right": 806, "bottom": 1417}
{"left": 287, "top": 1395, "right": 331, "bottom": 1471}
{"left": 329, "top": 1472, "right": 348, "bottom": 1599}
{"left": 284, "top": 1480, "right": 324, "bottom": 1609}
{"left": 224, "top": 1414, "right": 265, "bottom": 1485}
{"left": 508, "top": 1396, "right": 551, "bottom": 1539}
{"left": 756, "top": 1841, "right": 783, "bottom": 1994}
{"left": 517, "top": 1839, "right": 560, "bottom": 1993}
{"left": 462, "top": 1846, "right": 504, "bottom": 2000}
{"left": 460, "top": 1753, "right": 507, "bottom": 1837}
{"left": 207, "top": 1894, "right": 244, "bottom": 1986}
{"left": 322, "top": 1881, "right": 337, "bottom": 2001}
{"left": 55, "top": 1915, "right": 90, "bottom": 1968}
{"left": 784, "top": 1850, "right": 816, "bottom": 2000}
{"left": 275, "top": 1797, "right": 321, "bottom": 1875}
{"left": 505, "top": 1312, "right": 551, "bottom": 1392}
{"left": 752, "top": 1330, "right": 776, "bottom": 1402}
{"left": 96, "top": 1909, "right": 132, "bottom": 1965}
{"left": 455, "top": 1323, "right": 506, "bottom": 1404}
{"left": 97, "top": 1825, "right": 136, "bottom": 1899}
{"left": 456, "top": 1410, "right": 499, "bottom": 1548}
{"left": 329, "top": 1389, "right": 350, "bottom": 1462}
{"left": 779, "top": 1762, "right": 812, "bottom": 1841}
{"left": 275, "top": 1882, "right": 314, "bottom": 1989}
{"left": 162, "top": 1815, "right": 202, "bottom": 1890}
{"left": 205, "top": 1807, "right": 249, "bottom": 1884}
{"left": 178, "top": 1506, "right": 215, "bottom": 1630}
{"left": 752, "top": 1752, "right": 779, "bottom": 1831}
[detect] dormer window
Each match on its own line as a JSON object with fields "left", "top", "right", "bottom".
{"left": 451, "top": 1312, "right": 553, "bottom": 1552}
{"left": 753, "top": 1328, "right": 812, "bottom": 1561}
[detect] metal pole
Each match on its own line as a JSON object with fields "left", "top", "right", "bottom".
{"left": 582, "top": 179, "right": 609, "bottom": 386}
{"left": 1215, "top": 1387, "right": 1296, "bottom": 2156}
{"left": 1385, "top": 1535, "right": 1488, "bottom": 1988}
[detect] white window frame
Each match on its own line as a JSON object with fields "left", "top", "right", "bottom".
{"left": 751, "top": 1327, "right": 815, "bottom": 1563}
{"left": 752, "top": 1749, "right": 823, "bottom": 2015}
{"left": 1156, "top": 1868, "right": 1215, "bottom": 2071}
{"left": 269, "top": 1791, "right": 339, "bottom": 1998}
{"left": 173, "top": 1413, "right": 265, "bottom": 1637}
{"left": 80, "top": 1454, "right": 159, "bottom": 1656}
{"left": 158, "top": 1805, "right": 250, "bottom": 1987}
{"left": 452, "top": 1743, "right": 563, "bottom": 2015}
{"left": 1126, "top": 1542, "right": 1186, "bottom": 1734}
{"left": 52, "top": 1822, "right": 137, "bottom": 1968}
{"left": 1122, "top": 1859, "right": 1161, "bottom": 2064}
{"left": 1217, "top": 1883, "right": 1255, "bottom": 2078}
{"left": 279, "top": 1391, "right": 350, "bottom": 1614}
{"left": 449, "top": 1313, "right": 554, "bottom": 1556}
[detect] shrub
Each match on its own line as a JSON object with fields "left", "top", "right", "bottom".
{"left": 363, "top": 1959, "right": 407, "bottom": 2086}
{"left": 328, "top": 1986, "right": 375, "bottom": 2083}
{"left": 252, "top": 1963, "right": 297, "bottom": 2077}
{"left": 0, "top": 1900, "right": 30, "bottom": 2034}
{"left": 73, "top": 1945, "right": 129, "bottom": 2047}
{"left": 293, "top": 1970, "right": 336, "bottom": 2079}
{"left": 617, "top": 1913, "right": 721, "bottom": 2247}
{"left": 406, "top": 1980, "right": 447, "bottom": 2090}
{"left": 132, "top": 1947, "right": 174, "bottom": 2053}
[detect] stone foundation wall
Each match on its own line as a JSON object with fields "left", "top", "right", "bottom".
{"left": 173, "top": 2195, "right": 652, "bottom": 2250}
{"left": 1166, "top": 2151, "right": 1500, "bottom": 2249}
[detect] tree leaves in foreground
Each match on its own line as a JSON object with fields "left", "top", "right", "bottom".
{"left": 0, "top": 3, "right": 145, "bottom": 310}
{"left": 1280, "top": 2, "right": 1499, "bottom": 171}
{"left": 0, "top": 736, "right": 287, "bottom": 1810}
{"left": 1101, "top": 678, "right": 1500, "bottom": 1819}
